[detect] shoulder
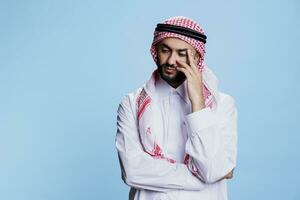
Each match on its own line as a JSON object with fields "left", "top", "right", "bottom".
{"left": 117, "top": 86, "right": 144, "bottom": 116}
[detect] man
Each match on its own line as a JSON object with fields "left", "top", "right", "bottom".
{"left": 115, "top": 16, "right": 238, "bottom": 200}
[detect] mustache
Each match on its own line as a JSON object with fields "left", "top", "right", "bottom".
{"left": 160, "top": 63, "right": 177, "bottom": 69}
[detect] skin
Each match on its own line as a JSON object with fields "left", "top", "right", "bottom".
{"left": 156, "top": 38, "right": 205, "bottom": 111}
{"left": 156, "top": 37, "right": 234, "bottom": 180}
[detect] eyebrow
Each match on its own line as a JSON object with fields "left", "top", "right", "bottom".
{"left": 160, "top": 43, "right": 188, "bottom": 52}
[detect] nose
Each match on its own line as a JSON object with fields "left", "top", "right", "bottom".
{"left": 166, "top": 52, "right": 177, "bottom": 66}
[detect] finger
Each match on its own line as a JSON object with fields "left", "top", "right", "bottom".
{"left": 176, "top": 60, "right": 194, "bottom": 76}
{"left": 227, "top": 174, "right": 233, "bottom": 179}
{"left": 176, "top": 65, "right": 192, "bottom": 80}
{"left": 225, "top": 175, "right": 232, "bottom": 179}
{"left": 184, "top": 50, "right": 200, "bottom": 77}
{"left": 177, "top": 59, "right": 200, "bottom": 81}
{"left": 218, "top": 170, "right": 234, "bottom": 181}
{"left": 226, "top": 171, "right": 234, "bottom": 179}
{"left": 187, "top": 49, "right": 199, "bottom": 73}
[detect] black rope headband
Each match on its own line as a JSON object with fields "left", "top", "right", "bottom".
{"left": 155, "top": 23, "right": 207, "bottom": 44}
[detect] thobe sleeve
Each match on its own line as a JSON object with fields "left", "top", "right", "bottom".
{"left": 184, "top": 94, "right": 238, "bottom": 184}
{"left": 115, "top": 95, "right": 206, "bottom": 192}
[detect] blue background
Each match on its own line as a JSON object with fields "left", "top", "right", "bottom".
{"left": 1, "top": 0, "right": 299, "bottom": 199}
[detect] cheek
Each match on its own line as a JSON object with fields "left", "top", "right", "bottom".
{"left": 157, "top": 53, "right": 167, "bottom": 64}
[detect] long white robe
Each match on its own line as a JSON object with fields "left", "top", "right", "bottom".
{"left": 115, "top": 75, "right": 238, "bottom": 200}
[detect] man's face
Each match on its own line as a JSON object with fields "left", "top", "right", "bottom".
{"left": 156, "top": 37, "right": 199, "bottom": 88}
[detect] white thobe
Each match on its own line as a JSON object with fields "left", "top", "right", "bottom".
{"left": 115, "top": 75, "right": 238, "bottom": 200}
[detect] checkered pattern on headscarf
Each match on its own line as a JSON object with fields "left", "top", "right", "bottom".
{"left": 150, "top": 16, "right": 206, "bottom": 70}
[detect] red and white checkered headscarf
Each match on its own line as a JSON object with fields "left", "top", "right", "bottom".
{"left": 150, "top": 16, "right": 219, "bottom": 109}
{"left": 150, "top": 16, "right": 206, "bottom": 71}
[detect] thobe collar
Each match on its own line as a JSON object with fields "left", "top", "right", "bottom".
{"left": 155, "top": 74, "right": 189, "bottom": 104}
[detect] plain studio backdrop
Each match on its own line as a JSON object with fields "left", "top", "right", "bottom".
{"left": 0, "top": 0, "right": 299, "bottom": 199}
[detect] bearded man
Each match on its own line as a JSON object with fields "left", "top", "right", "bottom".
{"left": 115, "top": 16, "right": 238, "bottom": 200}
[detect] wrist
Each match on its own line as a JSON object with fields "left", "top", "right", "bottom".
{"left": 191, "top": 100, "right": 205, "bottom": 112}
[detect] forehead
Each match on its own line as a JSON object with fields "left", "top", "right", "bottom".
{"left": 157, "top": 37, "right": 194, "bottom": 50}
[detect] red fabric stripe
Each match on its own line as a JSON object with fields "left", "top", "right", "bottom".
{"left": 137, "top": 97, "right": 151, "bottom": 121}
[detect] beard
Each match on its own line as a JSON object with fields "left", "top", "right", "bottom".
{"left": 156, "top": 60, "right": 186, "bottom": 87}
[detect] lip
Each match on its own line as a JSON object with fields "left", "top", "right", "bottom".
{"left": 164, "top": 67, "right": 176, "bottom": 74}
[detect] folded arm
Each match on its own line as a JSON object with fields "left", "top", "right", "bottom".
{"left": 184, "top": 95, "right": 238, "bottom": 184}
{"left": 115, "top": 95, "right": 207, "bottom": 192}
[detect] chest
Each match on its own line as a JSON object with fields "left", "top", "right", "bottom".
{"left": 156, "top": 93, "right": 191, "bottom": 162}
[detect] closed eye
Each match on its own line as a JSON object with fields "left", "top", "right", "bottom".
{"left": 178, "top": 51, "right": 187, "bottom": 57}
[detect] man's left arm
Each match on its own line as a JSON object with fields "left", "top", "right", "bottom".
{"left": 176, "top": 49, "right": 238, "bottom": 184}
{"left": 184, "top": 95, "right": 238, "bottom": 184}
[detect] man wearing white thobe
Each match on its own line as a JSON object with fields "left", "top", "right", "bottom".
{"left": 115, "top": 16, "right": 238, "bottom": 200}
